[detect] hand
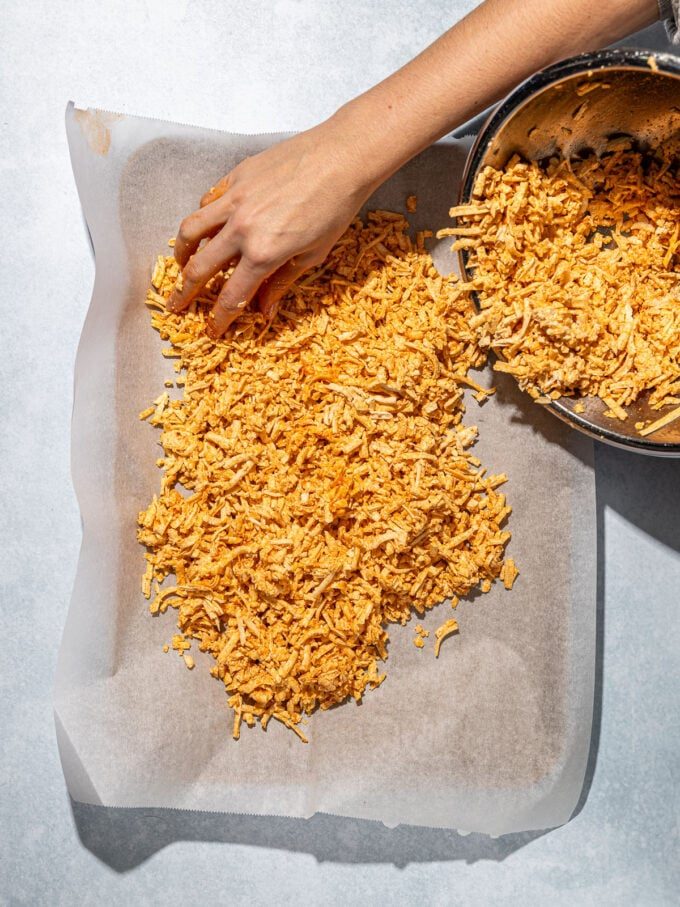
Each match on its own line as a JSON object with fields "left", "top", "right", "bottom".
{"left": 167, "top": 120, "right": 373, "bottom": 336}
{"left": 167, "top": 0, "right": 657, "bottom": 339}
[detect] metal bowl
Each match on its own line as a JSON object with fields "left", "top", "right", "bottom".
{"left": 458, "top": 48, "right": 680, "bottom": 456}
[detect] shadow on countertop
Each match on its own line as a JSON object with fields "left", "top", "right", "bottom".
{"left": 70, "top": 798, "right": 549, "bottom": 872}
{"left": 592, "top": 443, "right": 680, "bottom": 555}
{"left": 488, "top": 373, "right": 680, "bottom": 830}
{"left": 568, "top": 441, "right": 680, "bottom": 818}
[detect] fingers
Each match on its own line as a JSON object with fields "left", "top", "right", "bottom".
{"left": 207, "top": 258, "right": 270, "bottom": 339}
{"left": 174, "top": 197, "right": 232, "bottom": 267}
{"left": 167, "top": 229, "right": 239, "bottom": 313}
{"left": 256, "top": 257, "right": 312, "bottom": 323}
{"left": 200, "top": 174, "right": 231, "bottom": 208}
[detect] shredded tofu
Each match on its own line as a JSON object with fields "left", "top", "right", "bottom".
{"left": 448, "top": 148, "right": 680, "bottom": 426}
{"left": 434, "top": 618, "right": 459, "bottom": 658}
{"left": 413, "top": 622, "right": 430, "bottom": 648}
{"left": 500, "top": 558, "right": 519, "bottom": 591}
{"left": 138, "top": 211, "right": 515, "bottom": 741}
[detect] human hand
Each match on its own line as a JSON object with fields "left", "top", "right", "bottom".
{"left": 167, "top": 120, "right": 373, "bottom": 336}
{"left": 167, "top": 0, "right": 659, "bottom": 339}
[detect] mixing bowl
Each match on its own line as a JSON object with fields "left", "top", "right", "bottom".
{"left": 458, "top": 48, "right": 680, "bottom": 456}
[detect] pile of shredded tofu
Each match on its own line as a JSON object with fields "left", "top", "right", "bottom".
{"left": 138, "top": 211, "right": 517, "bottom": 742}
{"left": 443, "top": 147, "right": 680, "bottom": 430}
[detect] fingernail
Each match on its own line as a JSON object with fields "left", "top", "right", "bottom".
{"left": 166, "top": 292, "right": 178, "bottom": 313}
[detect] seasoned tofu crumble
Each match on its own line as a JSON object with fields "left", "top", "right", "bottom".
{"left": 138, "top": 210, "right": 517, "bottom": 741}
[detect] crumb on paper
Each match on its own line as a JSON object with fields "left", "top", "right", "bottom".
{"left": 138, "top": 210, "right": 517, "bottom": 741}
{"left": 141, "top": 560, "right": 153, "bottom": 599}
{"left": 574, "top": 402, "right": 585, "bottom": 415}
{"left": 434, "top": 619, "right": 459, "bottom": 658}
{"left": 500, "top": 558, "right": 519, "bottom": 591}
{"left": 406, "top": 195, "right": 417, "bottom": 213}
{"left": 413, "top": 623, "right": 430, "bottom": 647}
{"left": 183, "top": 654, "right": 195, "bottom": 670}
{"left": 171, "top": 634, "right": 191, "bottom": 654}
{"left": 450, "top": 146, "right": 679, "bottom": 421}
{"left": 162, "top": 644, "right": 169, "bottom": 653}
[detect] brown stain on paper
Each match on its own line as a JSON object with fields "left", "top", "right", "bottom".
{"left": 73, "top": 108, "right": 122, "bottom": 156}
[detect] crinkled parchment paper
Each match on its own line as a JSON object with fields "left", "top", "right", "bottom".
{"left": 55, "top": 102, "right": 596, "bottom": 835}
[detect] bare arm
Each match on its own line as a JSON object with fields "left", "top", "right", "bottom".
{"left": 332, "top": 0, "right": 658, "bottom": 185}
{"left": 168, "top": 0, "right": 659, "bottom": 336}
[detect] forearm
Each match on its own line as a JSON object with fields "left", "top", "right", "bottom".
{"left": 329, "top": 0, "right": 659, "bottom": 189}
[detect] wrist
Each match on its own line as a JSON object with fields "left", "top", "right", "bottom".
{"left": 321, "top": 100, "right": 397, "bottom": 194}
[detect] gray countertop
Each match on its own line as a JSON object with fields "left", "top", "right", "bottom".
{"left": 1, "top": 2, "right": 678, "bottom": 904}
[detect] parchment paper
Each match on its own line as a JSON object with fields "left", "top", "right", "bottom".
{"left": 55, "top": 102, "right": 597, "bottom": 835}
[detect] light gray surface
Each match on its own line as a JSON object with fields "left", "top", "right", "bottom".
{"left": 0, "top": 2, "right": 678, "bottom": 905}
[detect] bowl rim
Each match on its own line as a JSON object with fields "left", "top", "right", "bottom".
{"left": 458, "top": 47, "right": 680, "bottom": 455}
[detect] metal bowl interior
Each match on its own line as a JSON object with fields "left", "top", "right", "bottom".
{"left": 458, "top": 48, "right": 680, "bottom": 456}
